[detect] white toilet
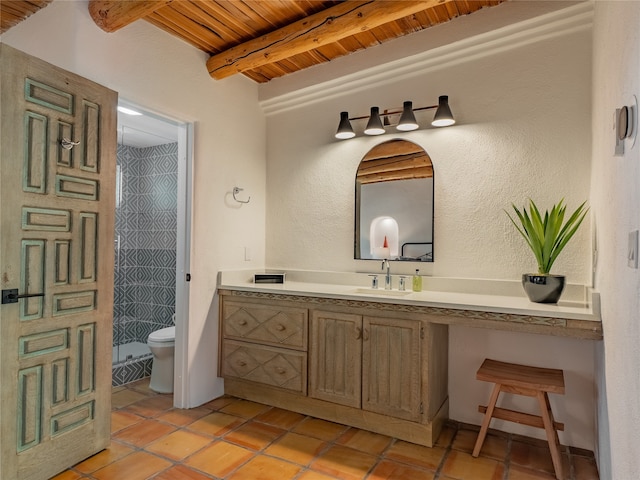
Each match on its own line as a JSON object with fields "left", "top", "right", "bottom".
{"left": 147, "top": 326, "right": 175, "bottom": 393}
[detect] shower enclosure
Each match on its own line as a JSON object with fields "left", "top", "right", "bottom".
{"left": 112, "top": 119, "right": 179, "bottom": 386}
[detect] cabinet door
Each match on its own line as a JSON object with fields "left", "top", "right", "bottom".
{"left": 309, "top": 310, "right": 362, "bottom": 408}
{"left": 362, "top": 316, "right": 422, "bottom": 421}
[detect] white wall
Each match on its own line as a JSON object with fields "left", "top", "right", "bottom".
{"left": 3, "top": 0, "right": 623, "bottom": 463}
{"left": 262, "top": 3, "right": 597, "bottom": 449}
{"left": 591, "top": 2, "right": 640, "bottom": 478}
{"left": 1, "top": 0, "right": 267, "bottom": 407}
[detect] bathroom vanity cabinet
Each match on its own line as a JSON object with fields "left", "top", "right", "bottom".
{"left": 217, "top": 271, "right": 602, "bottom": 450}
{"left": 218, "top": 290, "right": 449, "bottom": 446}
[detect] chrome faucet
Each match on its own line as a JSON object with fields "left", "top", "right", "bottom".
{"left": 381, "top": 259, "right": 391, "bottom": 290}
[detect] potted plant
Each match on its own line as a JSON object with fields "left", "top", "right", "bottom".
{"left": 506, "top": 198, "right": 589, "bottom": 303}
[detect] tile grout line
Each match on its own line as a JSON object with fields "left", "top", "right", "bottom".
{"left": 57, "top": 382, "right": 600, "bottom": 480}
{"left": 217, "top": 407, "right": 349, "bottom": 480}
{"left": 432, "top": 421, "right": 458, "bottom": 479}
{"left": 502, "top": 432, "right": 513, "bottom": 480}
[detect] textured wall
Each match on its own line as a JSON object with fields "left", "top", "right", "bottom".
{"left": 263, "top": 6, "right": 596, "bottom": 449}
{"left": 264, "top": 33, "right": 593, "bottom": 280}
{"left": 591, "top": 2, "right": 640, "bottom": 478}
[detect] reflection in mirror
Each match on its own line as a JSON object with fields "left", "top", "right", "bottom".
{"left": 355, "top": 139, "right": 434, "bottom": 262}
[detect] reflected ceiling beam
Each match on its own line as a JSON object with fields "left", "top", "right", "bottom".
{"left": 206, "top": 0, "right": 451, "bottom": 80}
{"left": 357, "top": 139, "right": 434, "bottom": 184}
{"left": 362, "top": 140, "right": 426, "bottom": 161}
{"left": 357, "top": 155, "right": 433, "bottom": 183}
{"left": 357, "top": 165, "right": 433, "bottom": 184}
{"left": 89, "top": 0, "right": 172, "bottom": 33}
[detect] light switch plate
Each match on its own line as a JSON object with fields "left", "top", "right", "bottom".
{"left": 628, "top": 230, "right": 638, "bottom": 268}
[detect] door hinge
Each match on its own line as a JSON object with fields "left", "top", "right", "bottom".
{"left": 186, "top": 273, "right": 191, "bottom": 282}
{"left": 420, "top": 402, "right": 424, "bottom": 414}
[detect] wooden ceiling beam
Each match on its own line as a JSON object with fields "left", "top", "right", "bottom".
{"left": 206, "top": 0, "right": 451, "bottom": 80}
{"left": 88, "top": 0, "right": 173, "bottom": 33}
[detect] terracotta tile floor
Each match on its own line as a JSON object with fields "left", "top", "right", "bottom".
{"left": 52, "top": 378, "right": 599, "bottom": 480}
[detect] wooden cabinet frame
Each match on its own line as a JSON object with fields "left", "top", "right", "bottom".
{"left": 218, "top": 290, "right": 449, "bottom": 447}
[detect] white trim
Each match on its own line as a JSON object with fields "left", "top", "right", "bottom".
{"left": 115, "top": 98, "right": 193, "bottom": 408}
{"left": 173, "top": 122, "right": 193, "bottom": 408}
{"left": 260, "top": 2, "right": 593, "bottom": 116}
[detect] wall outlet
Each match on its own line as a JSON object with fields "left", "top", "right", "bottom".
{"left": 628, "top": 230, "right": 638, "bottom": 268}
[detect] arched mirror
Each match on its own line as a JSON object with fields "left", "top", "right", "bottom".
{"left": 354, "top": 139, "right": 434, "bottom": 262}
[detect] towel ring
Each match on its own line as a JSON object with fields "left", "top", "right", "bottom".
{"left": 232, "top": 187, "right": 250, "bottom": 204}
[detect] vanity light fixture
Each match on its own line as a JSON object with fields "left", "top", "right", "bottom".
{"left": 397, "top": 101, "right": 419, "bottom": 131}
{"left": 431, "top": 95, "right": 456, "bottom": 127}
{"left": 335, "top": 112, "right": 356, "bottom": 139}
{"left": 335, "top": 95, "right": 455, "bottom": 139}
{"left": 364, "top": 107, "right": 385, "bottom": 135}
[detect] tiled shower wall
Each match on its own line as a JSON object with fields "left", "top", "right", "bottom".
{"left": 114, "top": 142, "right": 178, "bottom": 350}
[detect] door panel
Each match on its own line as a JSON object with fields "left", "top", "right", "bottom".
{"left": 309, "top": 310, "right": 362, "bottom": 408}
{"left": 1, "top": 44, "right": 117, "bottom": 480}
{"left": 362, "top": 316, "right": 422, "bottom": 421}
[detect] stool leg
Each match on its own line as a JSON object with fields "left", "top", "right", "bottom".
{"left": 472, "top": 383, "right": 501, "bottom": 457}
{"left": 544, "top": 393, "right": 562, "bottom": 451}
{"left": 536, "top": 391, "right": 564, "bottom": 480}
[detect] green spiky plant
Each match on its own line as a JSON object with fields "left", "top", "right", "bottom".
{"left": 506, "top": 199, "right": 589, "bottom": 275}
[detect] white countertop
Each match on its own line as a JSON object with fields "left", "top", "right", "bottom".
{"left": 218, "top": 270, "right": 601, "bottom": 323}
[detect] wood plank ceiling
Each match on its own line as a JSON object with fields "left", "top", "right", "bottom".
{"left": 2, "top": 0, "right": 507, "bottom": 83}
{"left": 0, "top": 0, "right": 54, "bottom": 33}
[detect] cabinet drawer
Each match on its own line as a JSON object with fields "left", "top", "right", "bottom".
{"left": 222, "top": 300, "right": 307, "bottom": 350}
{"left": 222, "top": 340, "right": 307, "bottom": 394}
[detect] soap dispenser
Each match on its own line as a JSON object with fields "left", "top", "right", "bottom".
{"left": 412, "top": 269, "right": 422, "bottom": 292}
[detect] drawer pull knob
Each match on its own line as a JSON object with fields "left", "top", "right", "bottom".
{"left": 276, "top": 324, "right": 285, "bottom": 331}
{"left": 238, "top": 320, "right": 247, "bottom": 326}
{"left": 276, "top": 367, "right": 286, "bottom": 374}
{"left": 238, "top": 361, "right": 247, "bottom": 367}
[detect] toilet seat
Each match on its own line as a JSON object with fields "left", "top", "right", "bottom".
{"left": 148, "top": 326, "right": 175, "bottom": 343}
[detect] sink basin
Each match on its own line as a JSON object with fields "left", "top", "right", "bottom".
{"left": 352, "top": 288, "right": 413, "bottom": 297}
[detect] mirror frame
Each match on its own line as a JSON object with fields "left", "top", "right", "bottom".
{"left": 354, "top": 139, "right": 434, "bottom": 262}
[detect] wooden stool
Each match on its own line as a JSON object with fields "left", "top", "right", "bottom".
{"left": 472, "top": 359, "right": 566, "bottom": 480}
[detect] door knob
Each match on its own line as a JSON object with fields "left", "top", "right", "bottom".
{"left": 1, "top": 289, "right": 45, "bottom": 305}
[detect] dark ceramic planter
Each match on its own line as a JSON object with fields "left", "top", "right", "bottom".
{"left": 522, "top": 274, "right": 565, "bottom": 304}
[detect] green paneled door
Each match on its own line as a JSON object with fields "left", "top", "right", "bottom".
{"left": 0, "top": 44, "right": 117, "bottom": 480}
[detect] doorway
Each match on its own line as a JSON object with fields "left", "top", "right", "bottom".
{"left": 113, "top": 100, "right": 192, "bottom": 404}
